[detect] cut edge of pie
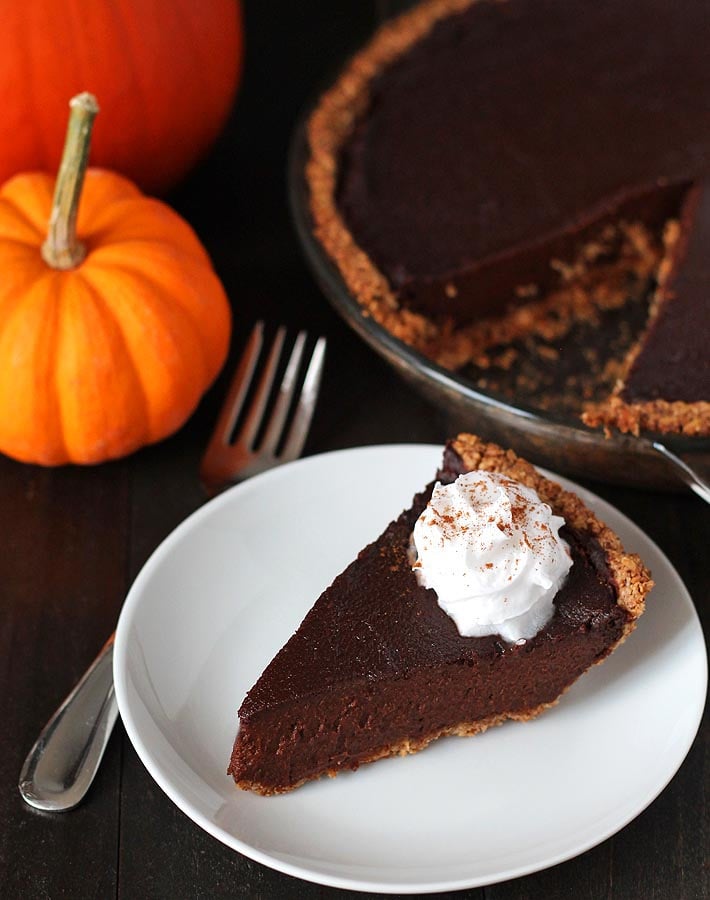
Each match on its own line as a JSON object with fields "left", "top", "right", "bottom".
{"left": 582, "top": 222, "right": 710, "bottom": 437}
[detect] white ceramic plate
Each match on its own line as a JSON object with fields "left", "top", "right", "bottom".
{"left": 114, "top": 445, "right": 707, "bottom": 894}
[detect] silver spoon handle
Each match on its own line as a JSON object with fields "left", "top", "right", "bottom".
{"left": 652, "top": 441, "right": 710, "bottom": 504}
{"left": 18, "top": 633, "right": 118, "bottom": 812}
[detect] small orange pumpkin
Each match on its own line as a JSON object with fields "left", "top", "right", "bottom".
{"left": 0, "top": 93, "right": 231, "bottom": 466}
{"left": 0, "top": 0, "right": 243, "bottom": 193}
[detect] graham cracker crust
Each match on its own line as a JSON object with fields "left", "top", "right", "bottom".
{"left": 582, "top": 396, "right": 710, "bottom": 437}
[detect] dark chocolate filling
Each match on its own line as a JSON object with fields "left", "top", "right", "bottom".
{"left": 337, "top": 0, "right": 710, "bottom": 323}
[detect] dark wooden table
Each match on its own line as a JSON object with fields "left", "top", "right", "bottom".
{"left": 1, "top": 2, "right": 707, "bottom": 898}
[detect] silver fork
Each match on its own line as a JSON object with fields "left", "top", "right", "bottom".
{"left": 200, "top": 320, "right": 326, "bottom": 493}
{"left": 18, "top": 322, "right": 326, "bottom": 812}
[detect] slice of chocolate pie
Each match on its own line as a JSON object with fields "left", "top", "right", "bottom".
{"left": 306, "top": 0, "right": 710, "bottom": 434}
{"left": 228, "top": 435, "right": 652, "bottom": 795}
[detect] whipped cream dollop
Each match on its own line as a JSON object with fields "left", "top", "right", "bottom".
{"left": 411, "top": 471, "right": 572, "bottom": 643}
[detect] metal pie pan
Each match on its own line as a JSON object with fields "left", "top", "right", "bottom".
{"left": 288, "top": 115, "right": 709, "bottom": 491}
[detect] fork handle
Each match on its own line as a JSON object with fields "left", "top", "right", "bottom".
{"left": 18, "top": 633, "right": 118, "bottom": 812}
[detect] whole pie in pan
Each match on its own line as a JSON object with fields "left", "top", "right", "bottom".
{"left": 306, "top": 0, "right": 710, "bottom": 436}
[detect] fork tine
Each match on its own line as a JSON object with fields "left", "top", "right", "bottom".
{"left": 208, "top": 320, "right": 263, "bottom": 448}
{"left": 259, "top": 330, "right": 308, "bottom": 455}
{"left": 279, "top": 336, "right": 327, "bottom": 462}
{"left": 238, "top": 325, "right": 287, "bottom": 449}
{"left": 200, "top": 325, "right": 326, "bottom": 496}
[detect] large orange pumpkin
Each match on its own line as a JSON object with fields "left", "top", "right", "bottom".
{"left": 0, "top": 0, "right": 243, "bottom": 193}
{"left": 0, "top": 94, "right": 231, "bottom": 466}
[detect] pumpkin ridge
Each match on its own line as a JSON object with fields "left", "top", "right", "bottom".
{"left": 0, "top": 269, "right": 53, "bottom": 348}
{"left": 88, "top": 251, "right": 220, "bottom": 313}
{"left": 84, "top": 255, "right": 220, "bottom": 380}
{"left": 79, "top": 199, "right": 213, "bottom": 268}
{"left": 0, "top": 230, "right": 45, "bottom": 252}
{"left": 0, "top": 193, "right": 48, "bottom": 244}
{"left": 133, "top": 264, "right": 212, "bottom": 385}
{"left": 78, "top": 264, "right": 209, "bottom": 436}
{"left": 84, "top": 232, "right": 211, "bottom": 269}
{"left": 70, "top": 270, "right": 151, "bottom": 449}
{"left": 73, "top": 171, "right": 144, "bottom": 235}
{"left": 44, "top": 275, "right": 70, "bottom": 461}
{"left": 0, "top": 273, "right": 68, "bottom": 463}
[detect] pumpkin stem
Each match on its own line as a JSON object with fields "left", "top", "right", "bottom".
{"left": 41, "top": 92, "right": 100, "bottom": 270}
